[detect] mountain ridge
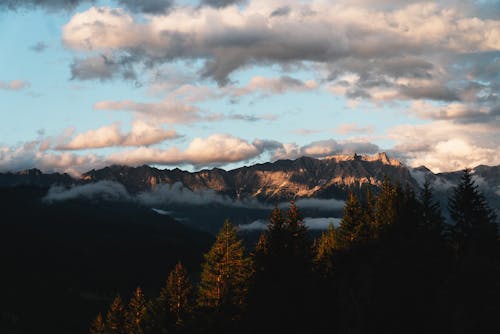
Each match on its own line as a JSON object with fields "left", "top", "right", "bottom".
{"left": 1, "top": 153, "right": 499, "bottom": 206}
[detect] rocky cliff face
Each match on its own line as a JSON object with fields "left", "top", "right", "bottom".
{"left": 79, "top": 153, "right": 416, "bottom": 201}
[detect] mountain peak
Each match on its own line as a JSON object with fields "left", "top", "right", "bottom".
{"left": 324, "top": 152, "right": 402, "bottom": 166}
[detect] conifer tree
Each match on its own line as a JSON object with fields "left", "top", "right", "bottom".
{"left": 89, "top": 313, "right": 105, "bottom": 334}
{"left": 285, "top": 200, "right": 310, "bottom": 257}
{"left": 127, "top": 287, "right": 148, "bottom": 334}
{"left": 314, "top": 223, "right": 337, "bottom": 276}
{"left": 373, "top": 177, "right": 401, "bottom": 237}
{"left": 336, "top": 192, "right": 366, "bottom": 250}
{"left": 105, "top": 295, "right": 127, "bottom": 334}
{"left": 448, "top": 168, "right": 497, "bottom": 256}
{"left": 166, "top": 262, "right": 192, "bottom": 324}
{"left": 420, "top": 178, "right": 443, "bottom": 235}
{"left": 197, "top": 220, "right": 252, "bottom": 312}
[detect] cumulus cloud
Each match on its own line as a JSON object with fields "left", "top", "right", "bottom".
{"left": 389, "top": 121, "right": 500, "bottom": 172}
{"left": 107, "top": 133, "right": 272, "bottom": 167}
{"left": 0, "top": 141, "right": 105, "bottom": 176}
{"left": 272, "top": 139, "right": 380, "bottom": 160}
{"left": 62, "top": 2, "right": 500, "bottom": 96}
{"left": 55, "top": 121, "right": 179, "bottom": 150}
{"left": 0, "top": 80, "right": 30, "bottom": 91}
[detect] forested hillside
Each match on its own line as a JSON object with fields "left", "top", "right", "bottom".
{"left": 89, "top": 169, "right": 500, "bottom": 334}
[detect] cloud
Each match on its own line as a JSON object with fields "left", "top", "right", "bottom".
{"left": 94, "top": 99, "right": 207, "bottom": 124}
{"left": 200, "top": 0, "right": 244, "bottom": 9}
{"left": 230, "top": 76, "right": 317, "bottom": 97}
{"left": 291, "top": 128, "right": 323, "bottom": 135}
{"left": 303, "top": 217, "right": 341, "bottom": 229}
{"left": 238, "top": 220, "right": 267, "bottom": 231}
{"left": 107, "top": 133, "right": 276, "bottom": 167}
{"left": 43, "top": 181, "right": 131, "bottom": 202}
{"left": 29, "top": 42, "right": 48, "bottom": 53}
{"left": 272, "top": 139, "right": 380, "bottom": 160}
{"left": 0, "top": 0, "right": 94, "bottom": 11}
{"left": 0, "top": 0, "right": 173, "bottom": 13}
{"left": 137, "top": 182, "right": 269, "bottom": 208}
{"left": 293, "top": 198, "right": 345, "bottom": 211}
{"left": 389, "top": 120, "right": 500, "bottom": 172}
{"left": 0, "top": 141, "right": 105, "bottom": 176}
{"left": 55, "top": 121, "right": 179, "bottom": 150}
{"left": 239, "top": 216, "right": 341, "bottom": 231}
{"left": 62, "top": 3, "right": 500, "bottom": 90}
{"left": 70, "top": 54, "right": 137, "bottom": 81}
{"left": 408, "top": 100, "right": 500, "bottom": 124}
{"left": 335, "top": 123, "right": 374, "bottom": 135}
{"left": 116, "top": 0, "right": 172, "bottom": 14}
{"left": 0, "top": 80, "right": 30, "bottom": 91}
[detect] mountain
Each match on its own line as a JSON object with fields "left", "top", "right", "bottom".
{"left": 1, "top": 152, "right": 499, "bottom": 222}
{"left": 8, "top": 152, "right": 412, "bottom": 201}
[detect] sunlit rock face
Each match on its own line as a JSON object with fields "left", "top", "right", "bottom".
{"left": 77, "top": 153, "right": 416, "bottom": 201}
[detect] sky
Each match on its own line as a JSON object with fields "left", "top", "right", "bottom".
{"left": 0, "top": 0, "right": 499, "bottom": 175}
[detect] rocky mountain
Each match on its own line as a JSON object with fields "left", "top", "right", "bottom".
{"left": 0, "top": 152, "right": 498, "bottom": 210}
{"left": 81, "top": 152, "right": 415, "bottom": 201}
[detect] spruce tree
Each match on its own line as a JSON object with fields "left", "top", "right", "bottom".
{"left": 314, "top": 223, "right": 337, "bottom": 276}
{"left": 127, "top": 287, "right": 148, "bottom": 334}
{"left": 285, "top": 200, "right": 310, "bottom": 258}
{"left": 89, "top": 313, "right": 105, "bottom": 334}
{"left": 448, "top": 168, "right": 497, "bottom": 256}
{"left": 197, "top": 220, "right": 252, "bottom": 312}
{"left": 166, "top": 262, "right": 192, "bottom": 324}
{"left": 420, "top": 178, "right": 443, "bottom": 235}
{"left": 336, "top": 192, "right": 366, "bottom": 250}
{"left": 105, "top": 295, "right": 127, "bottom": 334}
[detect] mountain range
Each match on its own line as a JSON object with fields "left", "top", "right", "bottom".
{"left": 1, "top": 152, "right": 498, "bottom": 214}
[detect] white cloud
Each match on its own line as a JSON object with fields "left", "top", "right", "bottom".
{"left": 389, "top": 121, "right": 500, "bottom": 172}
{"left": 56, "top": 121, "right": 179, "bottom": 150}
{"left": 107, "top": 133, "right": 273, "bottom": 167}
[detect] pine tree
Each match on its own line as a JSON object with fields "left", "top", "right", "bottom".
{"left": 336, "top": 192, "right": 366, "bottom": 250}
{"left": 285, "top": 200, "right": 310, "bottom": 257}
{"left": 197, "top": 220, "right": 253, "bottom": 312}
{"left": 448, "top": 168, "right": 497, "bottom": 256}
{"left": 420, "top": 178, "right": 443, "bottom": 235}
{"left": 166, "top": 262, "right": 192, "bottom": 324}
{"left": 127, "top": 287, "right": 148, "bottom": 334}
{"left": 89, "top": 313, "right": 105, "bottom": 334}
{"left": 105, "top": 295, "right": 127, "bottom": 334}
{"left": 314, "top": 223, "right": 337, "bottom": 276}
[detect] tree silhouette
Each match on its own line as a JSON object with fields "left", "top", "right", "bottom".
{"left": 420, "top": 178, "right": 444, "bottom": 237}
{"left": 197, "top": 220, "right": 252, "bottom": 312}
{"left": 449, "top": 168, "right": 497, "bottom": 257}
{"left": 127, "top": 287, "right": 148, "bottom": 334}
{"left": 89, "top": 313, "right": 105, "bottom": 334}
{"left": 105, "top": 295, "right": 127, "bottom": 334}
{"left": 166, "top": 262, "right": 192, "bottom": 324}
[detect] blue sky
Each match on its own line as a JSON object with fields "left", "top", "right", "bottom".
{"left": 0, "top": 0, "right": 499, "bottom": 174}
